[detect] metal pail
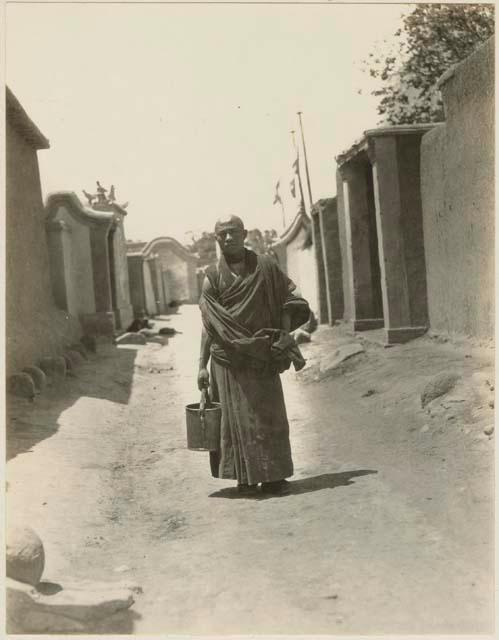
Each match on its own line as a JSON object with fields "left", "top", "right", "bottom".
{"left": 185, "top": 389, "right": 221, "bottom": 451}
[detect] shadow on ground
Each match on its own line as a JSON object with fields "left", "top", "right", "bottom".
{"left": 208, "top": 469, "right": 378, "bottom": 500}
{"left": 6, "top": 346, "right": 138, "bottom": 461}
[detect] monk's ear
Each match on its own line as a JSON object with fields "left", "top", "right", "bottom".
{"left": 243, "top": 229, "right": 248, "bottom": 240}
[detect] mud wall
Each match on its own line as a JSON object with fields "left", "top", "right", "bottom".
{"left": 6, "top": 123, "right": 80, "bottom": 375}
{"left": 155, "top": 244, "right": 198, "bottom": 304}
{"left": 421, "top": 38, "right": 494, "bottom": 339}
{"left": 282, "top": 226, "right": 318, "bottom": 316}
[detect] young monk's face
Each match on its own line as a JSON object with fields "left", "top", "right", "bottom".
{"left": 215, "top": 219, "right": 247, "bottom": 259}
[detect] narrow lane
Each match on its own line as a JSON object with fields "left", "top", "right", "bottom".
{"left": 7, "top": 305, "right": 493, "bottom": 634}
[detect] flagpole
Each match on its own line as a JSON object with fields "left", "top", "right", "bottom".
{"left": 291, "top": 129, "right": 306, "bottom": 213}
{"left": 297, "top": 112, "right": 314, "bottom": 210}
{"left": 273, "top": 180, "right": 287, "bottom": 230}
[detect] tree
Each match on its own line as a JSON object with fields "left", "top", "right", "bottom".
{"left": 363, "top": 4, "right": 494, "bottom": 124}
{"left": 244, "top": 229, "right": 278, "bottom": 255}
{"left": 186, "top": 231, "right": 217, "bottom": 268}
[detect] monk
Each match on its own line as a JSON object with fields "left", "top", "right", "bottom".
{"left": 198, "top": 215, "right": 310, "bottom": 495}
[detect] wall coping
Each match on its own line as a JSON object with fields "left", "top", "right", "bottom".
{"left": 141, "top": 236, "right": 197, "bottom": 262}
{"left": 336, "top": 123, "right": 437, "bottom": 167}
{"left": 45, "top": 191, "right": 117, "bottom": 229}
{"left": 126, "top": 241, "right": 147, "bottom": 254}
{"left": 274, "top": 210, "right": 311, "bottom": 247}
{"left": 6, "top": 87, "right": 50, "bottom": 150}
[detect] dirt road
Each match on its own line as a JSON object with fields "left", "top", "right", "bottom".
{"left": 6, "top": 305, "right": 494, "bottom": 635}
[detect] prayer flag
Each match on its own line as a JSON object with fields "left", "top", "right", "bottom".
{"left": 273, "top": 180, "right": 282, "bottom": 205}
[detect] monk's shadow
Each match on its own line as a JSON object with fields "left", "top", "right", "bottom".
{"left": 208, "top": 469, "right": 378, "bottom": 500}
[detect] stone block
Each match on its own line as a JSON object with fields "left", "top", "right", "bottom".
{"left": 8, "top": 373, "right": 36, "bottom": 400}
{"left": 159, "top": 327, "right": 177, "bottom": 336}
{"left": 115, "top": 332, "right": 147, "bottom": 345}
{"left": 6, "top": 526, "right": 45, "bottom": 586}
{"left": 65, "top": 350, "right": 85, "bottom": 368}
{"left": 39, "top": 356, "right": 67, "bottom": 380}
{"left": 22, "top": 366, "right": 47, "bottom": 392}
{"left": 421, "top": 372, "right": 460, "bottom": 408}
{"left": 385, "top": 326, "right": 427, "bottom": 344}
{"left": 69, "top": 343, "right": 89, "bottom": 359}
{"left": 7, "top": 577, "right": 136, "bottom": 634}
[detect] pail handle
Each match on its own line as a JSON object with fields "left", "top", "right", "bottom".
{"left": 199, "top": 387, "right": 211, "bottom": 424}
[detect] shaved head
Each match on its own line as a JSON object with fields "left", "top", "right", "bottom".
{"left": 214, "top": 214, "right": 247, "bottom": 261}
{"left": 214, "top": 214, "right": 245, "bottom": 234}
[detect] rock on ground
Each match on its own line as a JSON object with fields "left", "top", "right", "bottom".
{"left": 39, "top": 356, "right": 67, "bottom": 380}
{"left": 115, "top": 332, "right": 147, "bottom": 345}
{"left": 8, "top": 373, "right": 36, "bottom": 400}
{"left": 22, "top": 366, "right": 47, "bottom": 392}
{"left": 66, "top": 350, "right": 85, "bottom": 367}
{"left": 421, "top": 372, "right": 460, "bottom": 407}
{"left": 319, "top": 343, "right": 365, "bottom": 375}
{"left": 70, "top": 343, "right": 89, "bottom": 359}
{"left": 6, "top": 526, "right": 45, "bottom": 585}
{"left": 6, "top": 577, "right": 136, "bottom": 634}
{"left": 159, "top": 327, "right": 177, "bottom": 336}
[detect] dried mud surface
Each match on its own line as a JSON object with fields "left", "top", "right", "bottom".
{"left": 6, "top": 306, "right": 494, "bottom": 635}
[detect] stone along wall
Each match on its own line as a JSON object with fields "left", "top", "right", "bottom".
{"left": 6, "top": 97, "right": 81, "bottom": 375}
{"left": 421, "top": 37, "right": 494, "bottom": 339}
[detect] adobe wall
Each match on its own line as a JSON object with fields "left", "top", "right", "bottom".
{"left": 48, "top": 204, "right": 96, "bottom": 316}
{"left": 314, "top": 197, "right": 344, "bottom": 324}
{"left": 143, "top": 260, "right": 158, "bottom": 316}
{"left": 127, "top": 255, "right": 146, "bottom": 316}
{"left": 6, "top": 123, "right": 80, "bottom": 375}
{"left": 109, "top": 219, "right": 134, "bottom": 330}
{"left": 421, "top": 37, "right": 494, "bottom": 339}
{"left": 283, "top": 227, "right": 318, "bottom": 316}
{"left": 155, "top": 243, "right": 198, "bottom": 304}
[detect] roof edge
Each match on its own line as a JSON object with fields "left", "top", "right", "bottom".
{"left": 336, "top": 123, "right": 440, "bottom": 166}
{"left": 6, "top": 87, "right": 50, "bottom": 150}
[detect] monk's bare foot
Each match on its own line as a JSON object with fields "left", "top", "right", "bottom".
{"left": 237, "top": 483, "right": 258, "bottom": 495}
{"left": 260, "top": 479, "right": 291, "bottom": 495}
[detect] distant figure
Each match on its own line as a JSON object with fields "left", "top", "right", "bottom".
{"left": 198, "top": 215, "right": 310, "bottom": 495}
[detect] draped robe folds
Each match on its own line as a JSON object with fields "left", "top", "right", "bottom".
{"left": 199, "top": 249, "right": 310, "bottom": 484}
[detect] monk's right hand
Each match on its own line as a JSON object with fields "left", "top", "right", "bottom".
{"left": 197, "top": 368, "right": 210, "bottom": 391}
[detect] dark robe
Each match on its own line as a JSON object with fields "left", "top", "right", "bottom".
{"left": 199, "top": 249, "right": 309, "bottom": 484}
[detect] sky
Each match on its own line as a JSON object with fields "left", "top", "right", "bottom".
{"left": 6, "top": 2, "right": 409, "bottom": 244}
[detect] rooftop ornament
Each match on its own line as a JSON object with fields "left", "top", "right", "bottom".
{"left": 82, "top": 181, "right": 129, "bottom": 212}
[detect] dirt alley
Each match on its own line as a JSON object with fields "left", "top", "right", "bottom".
{"left": 6, "top": 305, "right": 495, "bottom": 635}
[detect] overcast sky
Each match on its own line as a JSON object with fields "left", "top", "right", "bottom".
{"left": 6, "top": 2, "right": 409, "bottom": 244}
